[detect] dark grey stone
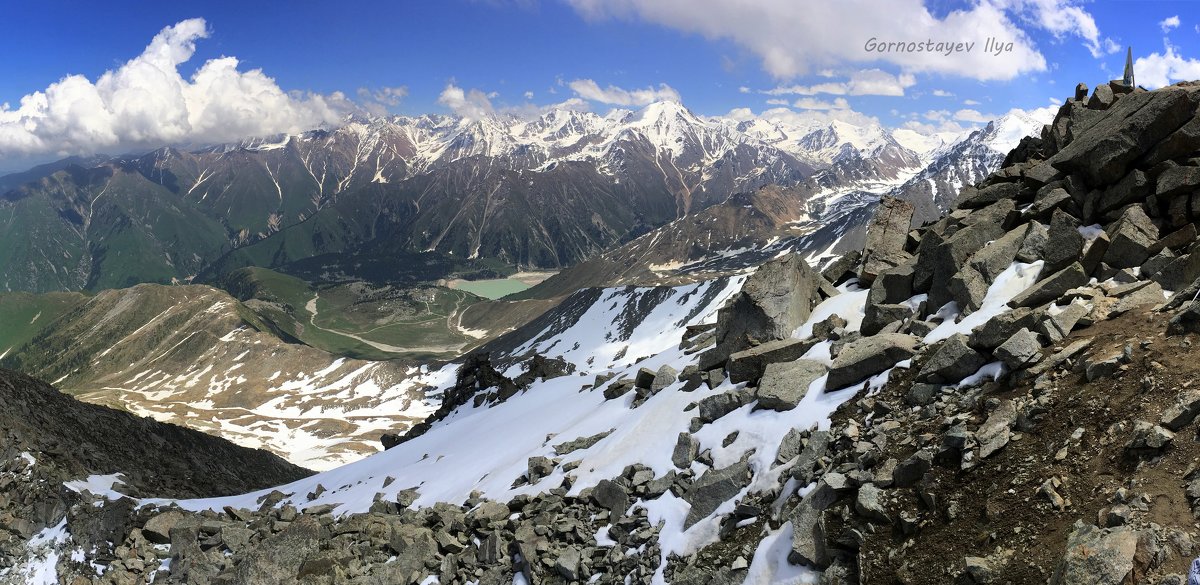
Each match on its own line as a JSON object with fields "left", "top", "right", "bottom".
{"left": 826, "top": 333, "right": 920, "bottom": 390}
{"left": 755, "top": 360, "right": 827, "bottom": 411}
{"left": 917, "top": 334, "right": 986, "bottom": 384}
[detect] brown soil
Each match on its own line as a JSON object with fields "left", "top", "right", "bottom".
{"left": 845, "top": 307, "right": 1200, "bottom": 583}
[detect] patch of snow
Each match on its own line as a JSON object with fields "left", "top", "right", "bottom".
{"left": 924, "top": 261, "right": 1044, "bottom": 344}
{"left": 742, "top": 522, "right": 819, "bottom": 584}
{"left": 957, "top": 361, "right": 1007, "bottom": 389}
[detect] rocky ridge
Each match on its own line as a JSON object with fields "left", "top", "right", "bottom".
{"left": 10, "top": 81, "right": 1200, "bottom": 584}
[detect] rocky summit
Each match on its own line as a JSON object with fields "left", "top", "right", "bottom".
{"left": 10, "top": 80, "right": 1200, "bottom": 585}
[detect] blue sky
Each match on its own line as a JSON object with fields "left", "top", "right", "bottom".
{"left": 1, "top": 0, "right": 1199, "bottom": 169}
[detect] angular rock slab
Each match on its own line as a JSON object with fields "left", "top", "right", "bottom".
{"left": 755, "top": 360, "right": 828, "bottom": 411}
{"left": 826, "top": 333, "right": 919, "bottom": 391}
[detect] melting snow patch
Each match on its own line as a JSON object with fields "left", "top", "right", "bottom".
{"left": 10, "top": 520, "right": 70, "bottom": 585}
{"left": 925, "top": 261, "right": 1044, "bottom": 344}
{"left": 792, "top": 283, "right": 868, "bottom": 339}
{"left": 958, "top": 361, "right": 1007, "bottom": 389}
{"left": 743, "top": 522, "right": 819, "bottom": 584}
{"left": 65, "top": 474, "right": 128, "bottom": 503}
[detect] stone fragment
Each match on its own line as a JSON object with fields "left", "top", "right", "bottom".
{"left": 650, "top": 365, "right": 678, "bottom": 392}
{"left": 1017, "top": 221, "right": 1050, "bottom": 262}
{"left": 1098, "top": 170, "right": 1150, "bottom": 214}
{"left": 1050, "top": 87, "right": 1198, "bottom": 185}
{"left": 977, "top": 401, "right": 1017, "bottom": 458}
{"left": 1161, "top": 389, "right": 1200, "bottom": 431}
{"left": 854, "top": 483, "right": 890, "bottom": 524}
{"left": 727, "top": 338, "right": 816, "bottom": 384}
{"left": 994, "top": 328, "right": 1044, "bottom": 370}
{"left": 706, "top": 254, "right": 823, "bottom": 365}
{"left": 1126, "top": 421, "right": 1174, "bottom": 456}
{"left": 1102, "top": 206, "right": 1160, "bottom": 269}
{"left": 861, "top": 197, "right": 916, "bottom": 284}
{"left": 683, "top": 461, "right": 751, "bottom": 528}
{"left": 1043, "top": 209, "right": 1085, "bottom": 274}
{"left": 1156, "top": 165, "right": 1200, "bottom": 199}
{"left": 672, "top": 433, "right": 700, "bottom": 469}
{"left": 917, "top": 334, "right": 986, "bottom": 384}
{"left": 1087, "top": 83, "right": 1114, "bottom": 110}
{"left": 755, "top": 360, "right": 827, "bottom": 411}
{"left": 1009, "top": 263, "right": 1089, "bottom": 309}
{"left": 861, "top": 303, "right": 915, "bottom": 336}
{"left": 955, "top": 182, "right": 1020, "bottom": 210}
{"left": 1051, "top": 521, "right": 1138, "bottom": 585}
{"left": 893, "top": 450, "right": 933, "bottom": 488}
{"left": 826, "top": 333, "right": 920, "bottom": 390}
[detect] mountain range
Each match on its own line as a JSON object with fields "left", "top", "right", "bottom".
{"left": 0, "top": 101, "right": 1053, "bottom": 470}
{"left": 0, "top": 101, "right": 1048, "bottom": 294}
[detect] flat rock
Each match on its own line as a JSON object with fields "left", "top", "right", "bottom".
{"left": 1155, "top": 165, "right": 1200, "bottom": 199}
{"left": 972, "top": 224, "right": 1029, "bottom": 281}
{"left": 727, "top": 338, "right": 817, "bottom": 384}
{"left": 826, "top": 333, "right": 919, "bottom": 390}
{"left": 1009, "top": 263, "right": 1089, "bottom": 309}
{"left": 861, "top": 302, "right": 915, "bottom": 336}
{"left": 1161, "top": 389, "right": 1200, "bottom": 431}
{"left": 755, "top": 360, "right": 827, "bottom": 411}
{"left": 1109, "top": 281, "right": 1164, "bottom": 315}
{"left": 683, "top": 461, "right": 751, "bottom": 528}
{"left": 970, "top": 306, "right": 1041, "bottom": 350}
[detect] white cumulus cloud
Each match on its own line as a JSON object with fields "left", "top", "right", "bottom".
{"left": 954, "top": 109, "right": 994, "bottom": 123}
{"left": 0, "top": 18, "right": 352, "bottom": 158}
{"left": 763, "top": 70, "right": 917, "bottom": 97}
{"left": 437, "top": 83, "right": 497, "bottom": 119}
{"left": 1135, "top": 41, "right": 1200, "bottom": 88}
{"left": 566, "top": 0, "right": 1072, "bottom": 81}
{"left": 567, "top": 79, "right": 681, "bottom": 106}
{"left": 792, "top": 97, "right": 850, "bottom": 111}
{"left": 1160, "top": 15, "right": 1181, "bottom": 33}
{"left": 994, "top": 0, "right": 1118, "bottom": 57}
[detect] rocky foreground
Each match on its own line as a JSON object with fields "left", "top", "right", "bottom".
{"left": 9, "top": 80, "right": 1200, "bottom": 584}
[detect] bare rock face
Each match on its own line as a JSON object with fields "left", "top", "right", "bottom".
{"left": 1051, "top": 521, "right": 1139, "bottom": 585}
{"left": 860, "top": 197, "right": 916, "bottom": 284}
{"left": 1049, "top": 87, "right": 1200, "bottom": 185}
{"left": 706, "top": 254, "right": 823, "bottom": 366}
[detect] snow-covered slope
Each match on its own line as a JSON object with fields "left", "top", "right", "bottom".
{"left": 2, "top": 284, "right": 436, "bottom": 470}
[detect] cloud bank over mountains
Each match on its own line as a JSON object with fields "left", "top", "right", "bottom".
{"left": 0, "top": 1, "right": 1163, "bottom": 163}
{"left": 0, "top": 18, "right": 351, "bottom": 157}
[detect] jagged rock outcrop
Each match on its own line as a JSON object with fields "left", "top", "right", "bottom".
{"left": 702, "top": 253, "right": 827, "bottom": 369}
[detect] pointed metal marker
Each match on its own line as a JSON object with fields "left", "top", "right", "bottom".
{"left": 1123, "top": 46, "right": 1135, "bottom": 88}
